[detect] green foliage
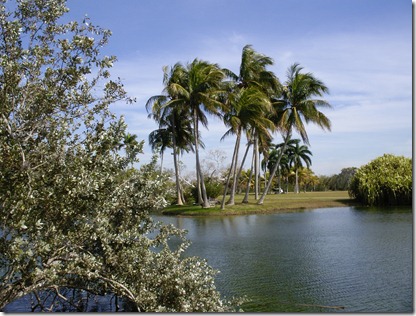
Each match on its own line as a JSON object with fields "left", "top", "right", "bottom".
{"left": 191, "top": 180, "right": 223, "bottom": 202}
{"left": 159, "top": 59, "right": 226, "bottom": 208}
{"left": 182, "top": 185, "right": 197, "bottom": 205}
{"left": 0, "top": 0, "right": 243, "bottom": 312}
{"left": 258, "top": 63, "right": 332, "bottom": 204}
{"left": 204, "top": 181, "right": 223, "bottom": 199}
{"left": 317, "top": 167, "right": 357, "bottom": 191}
{"left": 349, "top": 154, "right": 412, "bottom": 206}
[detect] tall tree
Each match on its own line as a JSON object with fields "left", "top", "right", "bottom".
{"left": 220, "top": 87, "right": 273, "bottom": 209}
{"left": 164, "top": 59, "right": 226, "bottom": 208}
{"left": 258, "top": 63, "right": 332, "bottom": 204}
{"left": 239, "top": 46, "right": 280, "bottom": 199}
{"left": 236, "top": 45, "right": 280, "bottom": 92}
{"left": 223, "top": 45, "right": 280, "bottom": 202}
{"left": 146, "top": 64, "right": 195, "bottom": 205}
{"left": 148, "top": 127, "right": 171, "bottom": 172}
{"left": 262, "top": 147, "right": 289, "bottom": 193}
{"left": 273, "top": 136, "right": 298, "bottom": 192}
{"left": 287, "top": 140, "right": 312, "bottom": 193}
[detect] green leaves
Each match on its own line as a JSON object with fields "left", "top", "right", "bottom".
{"left": 274, "top": 63, "right": 332, "bottom": 144}
{"left": 349, "top": 154, "right": 412, "bottom": 206}
{"left": 0, "top": 0, "right": 241, "bottom": 312}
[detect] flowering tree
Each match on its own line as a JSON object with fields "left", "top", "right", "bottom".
{"left": 0, "top": 0, "right": 242, "bottom": 311}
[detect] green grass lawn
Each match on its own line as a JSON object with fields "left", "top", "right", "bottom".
{"left": 159, "top": 191, "right": 358, "bottom": 216}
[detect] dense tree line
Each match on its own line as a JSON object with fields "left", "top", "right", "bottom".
{"left": 316, "top": 167, "right": 357, "bottom": 191}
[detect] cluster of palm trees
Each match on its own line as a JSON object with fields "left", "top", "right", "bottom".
{"left": 146, "top": 45, "right": 332, "bottom": 209}
{"left": 263, "top": 137, "right": 314, "bottom": 194}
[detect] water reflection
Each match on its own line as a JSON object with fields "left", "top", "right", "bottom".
{"left": 4, "top": 207, "right": 411, "bottom": 312}
{"left": 155, "top": 207, "right": 412, "bottom": 312}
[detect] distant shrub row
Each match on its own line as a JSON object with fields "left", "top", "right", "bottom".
{"left": 349, "top": 154, "right": 412, "bottom": 206}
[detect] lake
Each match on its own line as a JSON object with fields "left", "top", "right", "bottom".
{"left": 3, "top": 206, "right": 412, "bottom": 312}
{"left": 155, "top": 206, "right": 413, "bottom": 312}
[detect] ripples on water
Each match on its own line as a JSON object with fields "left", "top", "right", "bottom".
{"left": 3, "top": 206, "right": 412, "bottom": 312}
{"left": 157, "top": 206, "right": 413, "bottom": 312}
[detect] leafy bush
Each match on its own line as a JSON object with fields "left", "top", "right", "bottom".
{"left": 349, "top": 154, "right": 412, "bottom": 206}
{"left": 205, "top": 181, "right": 223, "bottom": 199}
{"left": 182, "top": 185, "right": 197, "bottom": 205}
{"left": 190, "top": 180, "right": 223, "bottom": 203}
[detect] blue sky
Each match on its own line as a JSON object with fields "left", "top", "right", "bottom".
{"left": 66, "top": 0, "right": 412, "bottom": 176}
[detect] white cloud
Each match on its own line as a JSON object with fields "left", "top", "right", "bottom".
{"left": 106, "top": 27, "right": 411, "bottom": 176}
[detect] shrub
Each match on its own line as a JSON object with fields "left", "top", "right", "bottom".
{"left": 205, "top": 181, "right": 223, "bottom": 199}
{"left": 190, "top": 180, "right": 223, "bottom": 203}
{"left": 182, "top": 185, "right": 197, "bottom": 205}
{"left": 349, "top": 154, "right": 412, "bottom": 206}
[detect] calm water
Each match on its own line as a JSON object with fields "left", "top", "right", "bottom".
{"left": 156, "top": 206, "right": 413, "bottom": 312}
{"left": 4, "top": 206, "right": 412, "bottom": 312}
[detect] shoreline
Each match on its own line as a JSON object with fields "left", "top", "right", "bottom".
{"left": 157, "top": 191, "right": 360, "bottom": 217}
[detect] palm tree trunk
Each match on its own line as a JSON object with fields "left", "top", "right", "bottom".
{"left": 259, "top": 151, "right": 264, "bottom": 194}
{"left": 263, "top": 158, "right": 268, "bottom": 191}
{"left": 171, "top": 115, "right": 184, "bottom": 205}
{"left": 227, "top": 130, "right": 242, "bottom": 206}
{"left": 258, "top": 131, "right": 291, "bottom": 204}
{"left": 196, "top": 147, "right": 209, "bottom": 207}
{"left": 286, "top": 176, "right": 289, "bottom": 193}
{"left": 254, "top": 134, "right": 259, "bottom": 200}
{"left": 193, "top": 110, "right": 209, "bottom": 208}
{"left": 277, "top": 168, "right": 282, "bottom": 193}
{"left": 236, "top": 140, "right": 252, "bottom": 190}
{"left": 294, "top": 168, "right": 299, "bottom": 193}
{"left": 180, "top": 183, "right": 186, "bottom": 203}
{"left": 172, "top": 149, "right": 184, "bottom": 205}
{"left": 196, "top": 168, "right": 202, "bottom": 204}
{"left": 242, "top": 148, "right": 255, "bottom": 203}
{"left": 221, "top": 132, "right": 240, "bottom": 210}
{"left": 159, "top": 151, "right": 164, "bottom": 174}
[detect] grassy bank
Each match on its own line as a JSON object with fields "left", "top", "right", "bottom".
{"left": 160, "top": 191, "right": 358, "bottom": 216}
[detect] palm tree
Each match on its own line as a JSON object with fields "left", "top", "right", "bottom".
{"left": 222, "top": 45, "right": 280, "bottom": 203}
{"left": 123, "top": 133, "right": 140, "bottom": 168}
{"left": 146, "top": 64, "right": 195, "bottom": 206}
{"left": 262, "top": 147, "right": 289, "bottom": 194}
{"left": 287, "top": 140, "right": 312, "bottom": 193}
{"left": 220, "top": 87, "right": 273, "bottom": 209}
{"left": 239, "top": 46, "right": 280, "bottom": 199}
{"left": 236, "top": 45, "right": 280, "bottom": 92}
{"left": 277, "top": 153, "right": 290, "bottom": 193}
{"left": 272, "top": 136, "right": 298, "bottom": 192}
{"left": 239, "top": 127, "right": 273, "bottom": 203}
{"left": 261, "top": 147, "right": 276, "bottom": 192}
{"left": 165, "top": 59, "right": 226, "bottom": 208}
{"left": 261, "top": 136, "right": 297, "bottom": 194}
{"left": 238, "top": 168, "right": 253, "bottom": 194}
{"left": 147, "top": 111, "right": 191, "bottom": 206}
{"left": 148, "top": 127, "right": 171, "bottom": 173}
{"left": 242, "top": 144, "right": 255, "bottom": 203}
{"left": 258, "top": 63, "right": 332, "bottom": 204}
